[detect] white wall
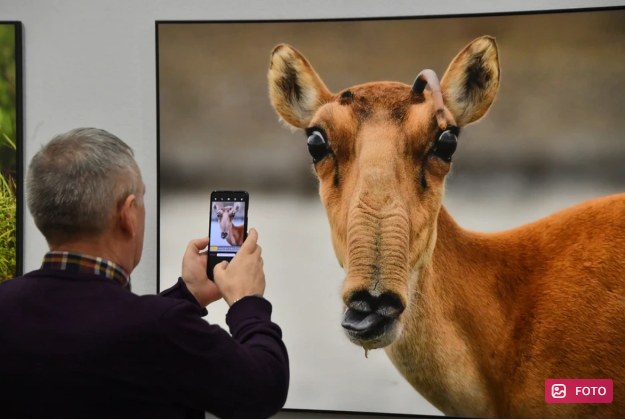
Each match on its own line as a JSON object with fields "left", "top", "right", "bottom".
{"left": 2, "top": 0, "right": 622, "bottom": 295}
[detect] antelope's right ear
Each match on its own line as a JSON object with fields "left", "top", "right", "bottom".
{"left": 212, "top": 203, "right": 219, "bottom": 212}
{"left": 268, "top": 44, "right": 333, "bottom": 129}
{"left": 440, "top": 36, "right": 500, "bottom": 127}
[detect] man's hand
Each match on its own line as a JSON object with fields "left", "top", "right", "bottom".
{"left": 213, "top": 228, "right": 265, "bottom": 306}
{"left": 181, "top": 237, "right": 223, "bottom": 308}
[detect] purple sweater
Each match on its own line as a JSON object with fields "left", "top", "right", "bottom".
{"left": 0, "top": 269, "right": 289, "bottom": 418}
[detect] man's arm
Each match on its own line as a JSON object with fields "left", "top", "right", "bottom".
{"left": 159, "top": 277, "right": 208, "bottom": 317}
{"left": 157, "top": 293, "right": 289, "bottom": 419}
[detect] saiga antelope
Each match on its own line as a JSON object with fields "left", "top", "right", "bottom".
{"left": 213, "top": 203, "right": 245, "bottom": 246}
{"left": 267, "top": 36, "right": 625, "bottom": 418}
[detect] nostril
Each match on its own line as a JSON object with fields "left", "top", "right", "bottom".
{"left": 347, "top": 290, "right": 405, "bottom": 318}
{"left": 350, "top": 300, "right": 371, "bottom": 312}
{"left": 377, "top": 292, "right": 405, "bottom": 318}
{"left": 348, "top": 290, "right": 373, "bottom": 313}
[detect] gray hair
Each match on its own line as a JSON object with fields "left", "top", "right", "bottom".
{"left": 26, "top": 128, "right": 143, "bottom": 244}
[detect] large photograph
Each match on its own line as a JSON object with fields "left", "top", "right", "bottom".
{"left": 158, "top": 9, "right": 625, "bottom": 416}
{"left": 0, "top": 22, "right": 21, "bottom": 282}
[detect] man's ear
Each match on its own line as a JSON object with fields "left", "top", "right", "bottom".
{"left": 268, "top": 44, "right": 334, "bottom": 129}
{"left": 119, "top": 195, "right": 136, "bottom": 238}
{"left": 440, "top": 36, "right": 500, "bottom": 127}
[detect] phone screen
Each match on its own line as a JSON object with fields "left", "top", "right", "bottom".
{"left": 207, "top": 190, "right": 249, "bottom": 280}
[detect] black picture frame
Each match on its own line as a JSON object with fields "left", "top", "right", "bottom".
{"left": 155, "top": 5, "right": 624, "bottom": 417}
{"left": 0, "top": 21, "right": 23, "bottom": 280}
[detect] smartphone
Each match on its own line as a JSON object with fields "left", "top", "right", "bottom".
{"left": 207, "top": 190, "right": 249, "bottom": 281}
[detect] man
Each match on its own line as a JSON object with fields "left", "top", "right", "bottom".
{"left": 0, "top": 128, "right": 289, "bottom": 418}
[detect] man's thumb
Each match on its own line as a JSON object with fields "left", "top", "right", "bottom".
{"left": 213, "top": 260, "right": 229, "bottom": 278}
{"left": 188, "top": 237, "right": 210, "bottom": 253}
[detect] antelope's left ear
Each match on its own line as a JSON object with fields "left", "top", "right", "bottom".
{"left": 268, "top": 44, "right": 333, "bottom": 129}
{"left": 233, "top": 202, "right": 241, "bottom": 213}
{"left": 440, "top": 36, "right": 500, "bottom": 127}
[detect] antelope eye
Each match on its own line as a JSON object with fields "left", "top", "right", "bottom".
{"left": 431, "top": 130, "right": 458, "bottom": 162}
{"left": 307, "top": 130, "right": 330, "bottom": 163}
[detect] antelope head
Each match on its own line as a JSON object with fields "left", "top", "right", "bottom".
{"left": 268, "top": 36, "right": 500, "bottom": 350}
{"left": 213, "top": 203, "right": 240, "bottom": 240}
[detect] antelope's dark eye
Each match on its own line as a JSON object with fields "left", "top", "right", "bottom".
{"left": 431, "top": 130, "right": 458, "bottom": 162}
{"left": 307, "top": 130, "right": 330, "bottom": 163}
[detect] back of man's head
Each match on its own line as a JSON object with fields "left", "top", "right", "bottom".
{"left": 26, "top": 128, "right": 143, "bottom": 246}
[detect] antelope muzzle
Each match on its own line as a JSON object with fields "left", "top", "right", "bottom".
{"left": 340, "top": 196, "right": 410, "bottom": 348}
{"left": 341, "top": 289, "right": 405, "bottom": 345}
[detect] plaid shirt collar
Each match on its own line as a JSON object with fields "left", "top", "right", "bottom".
{"left": 41, "top": 251, "right": 131, "bottom": 291}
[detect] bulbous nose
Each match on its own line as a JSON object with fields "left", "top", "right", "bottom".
{"left": 341, "top": 291, "right": 405, "bottom": 339}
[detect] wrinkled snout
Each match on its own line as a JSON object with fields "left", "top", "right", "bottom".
{"left": 339, "top": 192, "right": 411, "bottom": 347}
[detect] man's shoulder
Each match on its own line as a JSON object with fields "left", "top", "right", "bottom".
{"left": 0, "top": 269, "right": 197, "bottom": 320}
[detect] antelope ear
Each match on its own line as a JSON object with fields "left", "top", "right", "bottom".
{"left": 233, "top": 202, "right": 241, "bottom": 213}
{"left": 440, "top": 36, "right": 500, "bottom": 127}
{"left": 268, "top": 44, "right": 333, "bottom": 129}
{"left": 212, "top": 203, "right": 219, "bottom": 212}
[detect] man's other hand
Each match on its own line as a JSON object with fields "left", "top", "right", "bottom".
{"left": 213, "top": 228, "right": 265, "bottom": 306}
{"left": 181, "top": 237, "right": 223, "bottom": 308}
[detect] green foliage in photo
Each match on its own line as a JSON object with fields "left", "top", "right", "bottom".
{"left": 0, "top": 24, "right": 17, "bottom": 281}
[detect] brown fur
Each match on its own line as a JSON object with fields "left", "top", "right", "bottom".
{"left": 227, "top": 223, "right": 244, "bottom": 246}
{"left": 267, "top": 36, "right": 625, "bottom": 417}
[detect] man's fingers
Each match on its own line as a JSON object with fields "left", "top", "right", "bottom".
{"left": 198, "top": 251, "right": 208, "bottom": 266}
{"left": 188, "top": 237, "right": 210, "bottom": 253}
{"left": 240, "top": 228, "right": 258, "bottom": 253}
